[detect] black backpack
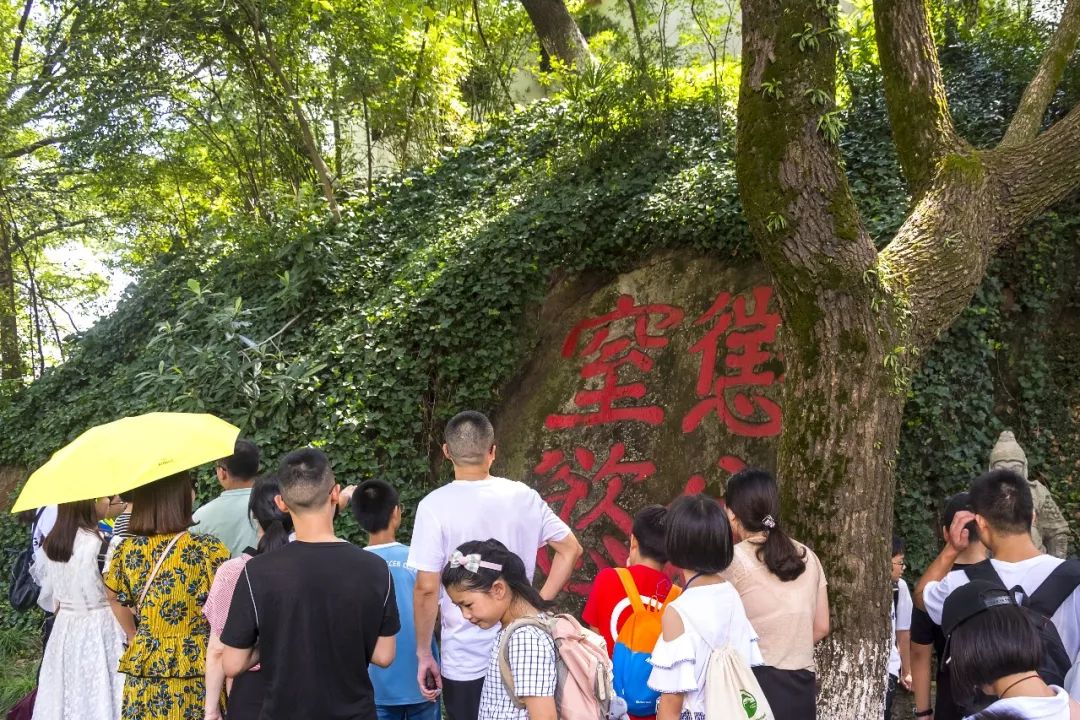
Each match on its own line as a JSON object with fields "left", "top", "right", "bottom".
{"left": 964, "top": 559, "right": 1080, "bottom": 687}
{"left": 7, "top": 508, "right": 44, "bottom": 612}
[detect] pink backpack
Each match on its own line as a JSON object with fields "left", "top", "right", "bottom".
{"left": 497, "top": 613, "right": 616, "bottom": 720}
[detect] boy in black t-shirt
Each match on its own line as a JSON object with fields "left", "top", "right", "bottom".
{"left": 222, "top": 448, "right": 400, "bottom": 720}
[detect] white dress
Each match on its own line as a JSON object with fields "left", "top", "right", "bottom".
{"left": 31, "top": 528, "right": 125, "bottom": 720}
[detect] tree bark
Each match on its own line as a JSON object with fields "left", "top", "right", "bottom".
{"left": 737, "top": 0, "right": 1080, "bottom": 712}
{"left": 0, "top": 219, "right": 22, "bottom": 381}
{"left": 518, "top": 0, "right": 595, "bottom": 68}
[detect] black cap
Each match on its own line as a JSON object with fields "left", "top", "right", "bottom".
{"left": 941, "top": 580, "right": 1017, "bottom": 637}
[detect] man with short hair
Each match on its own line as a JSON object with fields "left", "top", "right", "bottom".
{"left": 193, "top": 438, "right": 260, "bottom": 557}
{"left": 916, "top": 469, "right": 1080, "bottom": 678}
{"left": 409, "top": 410, "right": 583, "bottom": 720}
{"left": 221, "top": 448, "right": 399, "bottom": 720}
{"left": 887, "top": 536, "right": 912, "bottom": 720}
{"left": 989, "top": 430, "right": 1069, "bottom": 558}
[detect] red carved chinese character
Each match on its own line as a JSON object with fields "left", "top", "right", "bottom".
{"left": 682, "top": 287, "right": 782, "bottom": 437}
{"left": 682, "top": 455, "right": 747, "bottom": 496}
{"left": 533, "top": 443, "right": 655, "bottom": 596}
{"left": 546, "top": 295, "right": 684, "bottom": 430}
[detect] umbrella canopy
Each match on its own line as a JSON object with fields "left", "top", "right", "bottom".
{"left": 11, "top": 412, "right": 240, "bottom": 512}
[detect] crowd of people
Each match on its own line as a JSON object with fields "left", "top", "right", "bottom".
{"left": 13, "top": 412, "right": 1080, "bottom": 720}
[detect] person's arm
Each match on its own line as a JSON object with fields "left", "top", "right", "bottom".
{"left": 812, "top": 583, "right": 830, "bottom": 642}
{"left": 915, "top": 510, "right": 973, "bottom": 610}
{"left": 105, "top": 586, "right": 136, "bottom": 643}
{"left": 522, "top": 697, "right": 557, "bottom": 720}
{"left": 414, "top": 570, "right": 443, "bottom": 701}
{"left": 222, "top": 645, "right": 259, "bottom": 677}
{"left": 897, "top": 629, "right": 912, "bottom": 690}
{"left": 656, "top": 693, "right": 686, "bottom": 720}
{"left": 204, "top": 634, "right": 226, "bottom": 720}
{"left": 911, "top": 641, "right": 933, "bottom": 719}
{"left": 371, "top": 634, "right": 396, "bottom": 668}
{"left": 539, "top": 532, "right": 583, "bottom": 601}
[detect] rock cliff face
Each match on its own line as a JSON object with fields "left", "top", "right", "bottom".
{"left": 494, "top": 251, "right": 783, "bottom": 597}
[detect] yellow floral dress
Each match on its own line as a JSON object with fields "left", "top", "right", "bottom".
{"left": 104, "top": 532, "right": 230, "bottom": 720}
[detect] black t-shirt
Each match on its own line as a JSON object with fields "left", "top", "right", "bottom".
{"left": 221, "top": 541, "right": 400, "bottom": 720}
{"left": 910, "top": 562, "right": 972, "bottom": 720}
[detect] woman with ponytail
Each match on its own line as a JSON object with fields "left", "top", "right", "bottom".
{"left": 722, "top": 468, "right": 831, "bottom": 719}
{"left": 202, "top": 474, "right": 294, "bottom": 720}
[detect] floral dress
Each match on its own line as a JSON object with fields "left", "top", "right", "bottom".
{"left": 104, "top": 532, "right": 230, "bottom": 720}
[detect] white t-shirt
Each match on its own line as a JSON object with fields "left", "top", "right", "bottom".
{"left": 964, "top": 686, "right": 1072, "bottom": 720}
{"left": 647, "top": 582, "right": 764, "bottom": 717}
{"left": 888, "top": 579, "right": 912, "bottom": 678}
{"left": 923, "top": 556, "right": 1080, "bottom": 661}
{"left": 406, "top": 477, "right": 571, "bottom": 681}
{"left": 32, "top": 505, "right": 57, "bottom": 550}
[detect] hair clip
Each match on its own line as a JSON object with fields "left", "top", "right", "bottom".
{"left": 761, "top": 514, "right": 777, "bottom": 529}
{"left": 450, "top": 550, "right": 503, "bottom": 574}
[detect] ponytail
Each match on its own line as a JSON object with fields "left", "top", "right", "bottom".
{"left": 441, "top": 538, "right": 555, "bottom": 612}
{"left": 725, "top": 468, "right": 807, "bottom": 582}
{"left": 249, "top": 473, "right": 294, "bottom": 555}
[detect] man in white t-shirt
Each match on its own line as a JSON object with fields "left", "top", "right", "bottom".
{"left": 408, "top": 411, "right": 583, "bottom": 720}
{"left": 916, "top": 469, "right": 1080, "bottom": 699}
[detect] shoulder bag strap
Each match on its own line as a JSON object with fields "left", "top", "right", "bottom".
{"left": 498, "top": 616, "right": 552, "bottom": 709}
{"left": 136, "top": 531, "right": 185, "bottom": 614}
{"left": 242, "top": 563, "right": 259, "bottom": 628}
{"left": 615, "top": 568, "right": 646, "bottom": 614}
{"left": 1027, "top": 560, "right": 1080, "bottom": 617}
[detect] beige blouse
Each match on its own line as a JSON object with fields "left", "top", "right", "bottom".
{"left": 720, "top": 538, "right": 828, "bottom": 672}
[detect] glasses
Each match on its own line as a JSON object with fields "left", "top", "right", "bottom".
{"left": 892, "top": 559, "right": 906, "bottom": 568}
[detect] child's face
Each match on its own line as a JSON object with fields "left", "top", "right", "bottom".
{"left": 891, "top": 553, "right": 905, "bottom": 582}
{"left": 447, "top": 582, "right": 509, "bottom": 629}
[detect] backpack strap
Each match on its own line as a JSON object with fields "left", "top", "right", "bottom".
{"left": 136, "top": 531, "right": 185, "bottom": 614}
{"left": 615, "top": 568, "right": 646, "bottom": 615}
{"left": 498, "top": 616, "right": 554, "bottom": 710}
{"left": 661, "top": 580, "right": 682, "bottom": 610}
{"left": 963, "top": 559, "right": 1006, "bottom": 588}
{"left": 1027, "top": 560, "right": 1080, "bottom": 618}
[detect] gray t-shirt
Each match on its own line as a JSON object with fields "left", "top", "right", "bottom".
{"left": 192, "top": 487, "right": 258, "bottom": 557}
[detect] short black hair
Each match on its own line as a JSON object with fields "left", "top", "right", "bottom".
{"left": 665, "top": 494, "right": 733, "bottom": 574}
{"left": 969, "top": 469, "right": 1033, "bottom": 535}
{"left": 632, "top": 505, "right": 668, "bottom": 564}
{"left": 942, "top": 491, "right": 979, "bottom": 543}
{"left": 351, "top": 479, "right": 400, "bottom": 534}
{"left": 948, "top": 602, "right": 1041, "bottom": 707}
{"left": 892, "top": 535, "right": 905, "bottom": 557}
{"left": 444, "top": 411, "right": 495, "bottom": 465}
{"left": 278, "top": 448, "right": 334, "bottom": 510}
{"left": 222, "top": 438, "right": 260, "bottom": 480}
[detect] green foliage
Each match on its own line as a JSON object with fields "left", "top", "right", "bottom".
{"left": 0, "top": 626, "right": 37, "bottom": 709}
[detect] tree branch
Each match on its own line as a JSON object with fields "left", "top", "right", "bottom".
{"left": 1, "top": 132, "right": 80, "bottom": 159}
{"left": 994, "top": 101, "right": 1080, "bottom": 227}
{"left": 873, "top": 0, "right": 965, "bottom": 195}
{"left": 1000, "top": 0, "right": 1080, "bottom": 147}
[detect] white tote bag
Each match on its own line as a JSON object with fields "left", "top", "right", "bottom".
{"left": 702, "top": 644, "right": 775, "bottom": 720}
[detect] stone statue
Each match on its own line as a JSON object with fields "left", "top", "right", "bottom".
{"left": 989, "top": 430, "right": 1070, "bottom": 558}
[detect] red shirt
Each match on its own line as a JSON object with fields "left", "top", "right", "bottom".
{"left": 581, "top": 564, "right": 676, "bottom": 657}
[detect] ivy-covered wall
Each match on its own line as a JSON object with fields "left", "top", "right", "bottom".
{"left": 0, "top": 18, "right": 1076, "bottom": 625}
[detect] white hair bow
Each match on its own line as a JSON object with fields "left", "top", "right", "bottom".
{"left": 450, "top": 550, "right": 503, "bottom": 574}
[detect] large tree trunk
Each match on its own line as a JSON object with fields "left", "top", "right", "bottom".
{"left": 0, "top": 218, "right": 21, "bottom": 381}
{"left": 518, "top": 0, "right": 595, "bottom": 68}
{"left": 736, "top": 0, "right": 1080, "bottom": 712}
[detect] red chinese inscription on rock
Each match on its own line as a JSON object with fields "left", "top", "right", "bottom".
{"left": 534, "top": 443, "right": 654, "bottom": 595}
{"left": 545, "top": 295, "right": 684, "bottom": 430}
{"left": 681, "top": 286, "right": 782, "bottom": 438}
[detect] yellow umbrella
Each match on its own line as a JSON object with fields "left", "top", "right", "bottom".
{"left": 11, "top": 412, "right": 240, "bottom": 512}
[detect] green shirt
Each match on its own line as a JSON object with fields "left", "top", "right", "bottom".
{"left": 192, "top": 487, "right": 258, "bottom": 557}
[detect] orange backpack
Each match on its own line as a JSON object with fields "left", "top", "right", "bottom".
{"left": 611, "top": 568, "right": 682, "bottom": 716}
